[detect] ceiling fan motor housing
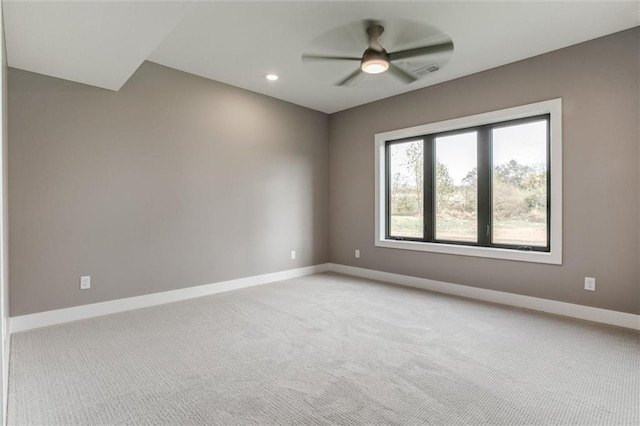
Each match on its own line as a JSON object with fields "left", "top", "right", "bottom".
{"left": 361, "top": 47, "right": 389, "bottom": 64}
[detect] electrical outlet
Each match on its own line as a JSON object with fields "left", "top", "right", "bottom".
{"left": 584, "top": 277, "right": 596, "bottom": 291}
{"left": 291, "top": 250, "right": 296, "bottom": 260}
{"left": 80, "top": 275, "right": 91, "bottom": 290}
{"left": 355, "top": 249, "right": 360, "bottom": 259}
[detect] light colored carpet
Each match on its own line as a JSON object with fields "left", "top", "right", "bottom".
{"left": 8, "top": 272, "right": 640, "bottom": 425}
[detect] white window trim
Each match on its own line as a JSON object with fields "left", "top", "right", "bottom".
{"left": 374, "top": 98, "right": 562, "bottom": 265}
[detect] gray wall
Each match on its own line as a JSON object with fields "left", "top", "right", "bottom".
{"left": 1, "top": 2, "right": 8, "bottom": 420}
{"left": 8, "top": 28, "right": 639, "bottom": 318}
{"left": 9, "top": 62, "right": 329, "bottom": 316}
{"left": 329, "top": 28, "right": 640, "bottom": 315}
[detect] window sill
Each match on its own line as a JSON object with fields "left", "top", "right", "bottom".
{"left": 375, "top": 239, "right": 562, "bottom": 265}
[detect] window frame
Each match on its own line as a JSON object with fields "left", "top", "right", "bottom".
{"left": 375, "top": 99, "right": 562, "bottom": 265}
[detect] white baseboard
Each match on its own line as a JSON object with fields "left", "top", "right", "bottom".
{"left": 327, "top": 263, "right": 640, "bottom": 330}
{"left": 10, "top": 264, "right": 330, "bottom": 333}
{"left": 9, "top": 262, "right": 639, "bottom": 333}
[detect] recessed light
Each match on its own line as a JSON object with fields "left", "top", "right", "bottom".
{"left": 266, "top": 74, "right": 279, "bottom": 81}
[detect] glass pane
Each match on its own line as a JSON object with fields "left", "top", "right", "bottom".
{"left": 435, "top": 132, "right": 478, "bottom": 242}
{"left": 388, "top": 140, "right": 424, "bottom": 239}
{"left": 492, "top": 120, "right": 548, "bottom": 247}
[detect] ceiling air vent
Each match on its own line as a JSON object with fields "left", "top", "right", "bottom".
{"left": 412, "top": 64, "right": 440, "bottom": 76}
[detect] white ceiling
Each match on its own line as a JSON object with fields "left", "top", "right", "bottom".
{"left": 4, "top": 1, "right": 639, "bottom": 113}
{"left": 3, "top": 0, "right": 195, "bottom": 91}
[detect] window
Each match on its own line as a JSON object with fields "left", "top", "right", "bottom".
{"left": 376, "top": 99, "right": 562, "bottom": 264}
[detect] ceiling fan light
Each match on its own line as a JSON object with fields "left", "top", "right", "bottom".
{"left": 361, "top": 58, "right": 389, "bottom": 74}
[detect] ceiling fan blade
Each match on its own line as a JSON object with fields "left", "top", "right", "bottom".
{"left": 388, "top": 41, "right": 454, "bottom": 61}
{"left": 336, "top": 68, "right": 363, "bottom": 86}
{"left": 302, "top": 54, "right": 361, "bottom": 62}
{"left": 388, "top": 63, "right": 417, "bottom": 84}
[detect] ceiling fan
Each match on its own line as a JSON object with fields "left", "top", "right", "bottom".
{"left": 302, "top": 21, "right": 454, "bottom": 86}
